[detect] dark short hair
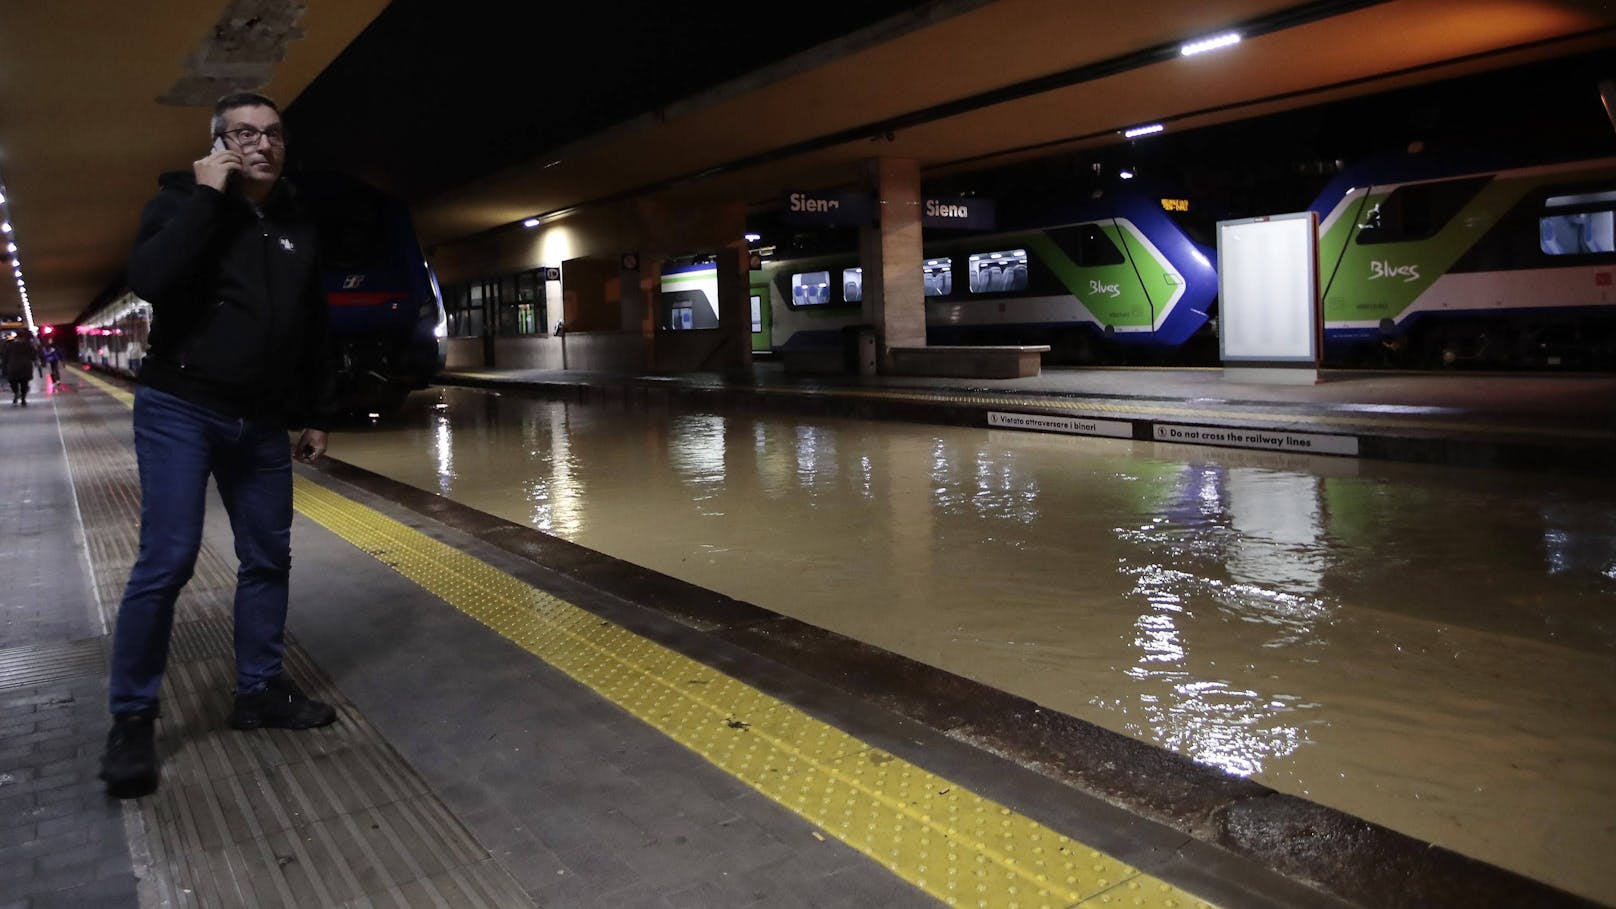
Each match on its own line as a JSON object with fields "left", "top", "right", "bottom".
{"left": 210, "top": 92, "right": 281, "bottom": 137}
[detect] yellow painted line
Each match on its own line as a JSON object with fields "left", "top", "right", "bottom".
{"left": 78, "top": 370, "right": 1217, "bottom": 909}
{"left": 77, "top": 368, "right": 135, "bottom": 406}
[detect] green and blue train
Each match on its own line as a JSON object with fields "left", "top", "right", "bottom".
{"left": 1311, "top": 154, "right": 1616, "bottom": 367}
{"left": 658, "top": 154, "right": 1616, "bottom": 370}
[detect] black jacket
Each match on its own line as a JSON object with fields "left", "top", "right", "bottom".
{"left": 128, "top": 171, "right": 336, "bottom": 430}
{"left": 2, "top": 336, "right": 37, "bottom": 382}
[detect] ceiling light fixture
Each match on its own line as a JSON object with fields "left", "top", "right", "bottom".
{"left": 1181, "top": 32, "right": 1241, "bottom": 56}
{"left": 523, "top": 217, "right": 541, "bottom": 228}
{"left": 1124, "top": 123, "right": 1164, "bottom": 138}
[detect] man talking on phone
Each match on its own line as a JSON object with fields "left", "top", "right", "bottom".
{"left": 100, "top": 91, "right": 338, "bottom": 799}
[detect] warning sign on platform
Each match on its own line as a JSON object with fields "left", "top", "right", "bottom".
{"left": 1152, "top": 424, "right": 1359, "bottom": 456}
{"left": 988, "top": 411, "right": 1133, "bottom": 439}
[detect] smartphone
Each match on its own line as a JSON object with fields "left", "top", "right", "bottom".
{"left": 210, "top": 136, "right": 240, "bottom": 186}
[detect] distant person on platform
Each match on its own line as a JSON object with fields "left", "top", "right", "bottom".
{"left": 3, "top": 329, "right": 40, "bottom": 405}
{"left": 43, "top": 341, "right": 60, "bottom": 383}
{"left": 30, "top": 331, "right": 46, "bottom": 378}
{"left": 99, "top": 91, "right": 339, "bottom": 800}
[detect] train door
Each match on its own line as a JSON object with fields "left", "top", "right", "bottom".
{"left": 1034, "top": 220, "right": 1156, "bottom": 340}
{"left": 1112, "top": 217, "right": 1201, "bottom": 343}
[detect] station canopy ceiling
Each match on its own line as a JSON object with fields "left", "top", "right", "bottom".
{"left": 1, "top": 0, "right": 1612, "bottom": 328}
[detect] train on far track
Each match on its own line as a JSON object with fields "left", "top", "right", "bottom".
{"left": 1309, "top": 154, "right": 1615, "bottom": 369}
{"left": 661, "top": 153, "right": 1615, "bottom": 371}
{"left": 78, "top": 171, "right": 447, "bottom": 414}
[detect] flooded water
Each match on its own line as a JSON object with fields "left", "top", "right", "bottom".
{"left": 333, "top": 386, "right": 1616, "bottom": 904}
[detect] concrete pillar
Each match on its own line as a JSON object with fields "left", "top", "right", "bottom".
{"left": 716, "top": 241, "right": 753, "bottom": 372}
{"left": 858, "top": 157, "right": 925, "bottom": 372}
{"left": 638, "top": 256, "right": 661, "bottom": 371}
{"left": 619, "top": 253, "right": 644, "bottom": 332}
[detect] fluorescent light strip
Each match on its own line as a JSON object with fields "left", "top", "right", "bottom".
{"left": 1124, "top": 123, "right": 1164, "bottom": 138}
{"left": 1181, "top": 32, "right": 1241, "bottom": 56}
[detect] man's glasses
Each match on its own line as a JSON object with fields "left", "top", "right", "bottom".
{"left": 216, "top": 126, "right": 286, "bottom": 148}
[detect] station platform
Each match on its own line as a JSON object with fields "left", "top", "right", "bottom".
{"left": 434, "top": 362, "right": 1616, "bottom": 476}
{"left": 4, "top": 368, "right": 1608, "bottom": 909}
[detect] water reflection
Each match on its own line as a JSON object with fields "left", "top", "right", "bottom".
{"left": 431, "top": 409, "right": 454, "bottom": 494}
{"left": 1112, "top": 462, "right": 1335, "bottom": 777}
{"left": 668, "top": 414, "right": 727, "bottom": 488}
{"left": 344, "top": 388, "right": 1616, "bottom": 904}
{"left": 522, "top": 408, "right": 583, "bottom": 536}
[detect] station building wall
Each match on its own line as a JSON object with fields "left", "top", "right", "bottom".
{"left": 427, "top": 198, "right": 746, "bottom": 374}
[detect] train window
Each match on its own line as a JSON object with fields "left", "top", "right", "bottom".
{"left": 967, "top": 249, "right": 1028, "bottom": 293}
{"left": 1355, "top": 177, "right": 1488, "bottom": 245}
{"left": 790, "top": 271, "right": 833, "bottom": 307}
{"left": 923, "top": 258, "right": 952, "bottom": 297}
{"left": 1539, "top": 211, "right": 1615, "bottom": 255}
{"left": 750, "top": 295, "right": 763, "bottom": 333}
{"left": 1047, "top": 224, "right": 1124, "bottom": 267}
{"left": 842, "top": 268, "right": 863, "bottom": 303}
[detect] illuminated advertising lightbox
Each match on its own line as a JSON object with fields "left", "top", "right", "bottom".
{"left": 1216, "top": 212, "right": 1320, "bottom": 366}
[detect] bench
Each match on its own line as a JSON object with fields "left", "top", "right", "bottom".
{"left": 889, "top": 345, "right": 1049, "bottom": 379}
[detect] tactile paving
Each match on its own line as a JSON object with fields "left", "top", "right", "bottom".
{"left": 292, "top": 476, "right": 1219, "bottom": 909}
{"left": 62, "top": 372, "right": 535, "bottom": 909}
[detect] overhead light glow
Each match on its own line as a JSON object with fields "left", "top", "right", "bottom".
{"left": 744, "top": 233, "right": 761, "bottom": 243}
{"left": 0, "top": 191, "right": 5, "bottom": 204}
{"left": 1124, "top": 124, "right": 1165, "bottom": 139}
{"left": 1, "top": 222, "right": 11, "bottom": 233}
{"left": 1181, "top": 32, "right": 1241, "bottom": 56}
{"left": 1119, "top": 170, "right": 1135, "bottom": 180}
{"left": 523, "top": 217, "right": 541, "bottom": 228}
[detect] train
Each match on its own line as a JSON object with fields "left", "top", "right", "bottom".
{"left": 78, "top": 171, "right": 447, "bottom": 414}
{"left": 657, "top": 153, "right": 1616, "bottom": 371}
{"left": 759, "top": 186, "right": 1219, "bottom": 365}
{"left": 1310, "top": 154, "right": 1616, "bottom": 368}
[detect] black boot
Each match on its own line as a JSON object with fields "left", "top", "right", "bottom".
{"left": 99, "top": 714, "right": 159, "bottom": 799}
{"left": 228, "top": 675, "right": 336, "bottom": 730}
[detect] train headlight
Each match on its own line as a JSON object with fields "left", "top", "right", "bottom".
{"left": 421, "top": 301, "right": 448, "bottom": 339}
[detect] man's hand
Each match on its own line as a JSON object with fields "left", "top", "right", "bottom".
{"left": 194, "top": 148, "right": 243, "bottom": 193}
{"left": 293, "top": 429, "right": 328, "bottom": 464}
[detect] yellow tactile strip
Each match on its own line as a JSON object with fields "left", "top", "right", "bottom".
{"left": 291, "top": 477, "right": 1215, "bottom": 909}
{"left": 78, "top": 369, "right": 1215, "bottom": 908}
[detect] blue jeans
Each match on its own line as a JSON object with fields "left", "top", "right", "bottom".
{"left": 109, "top": 386, "right": 294, "bottom": 715}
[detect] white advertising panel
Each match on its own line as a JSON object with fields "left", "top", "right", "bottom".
{"left": 1217, "top": 212, "right": 1320, "bottom": 364}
